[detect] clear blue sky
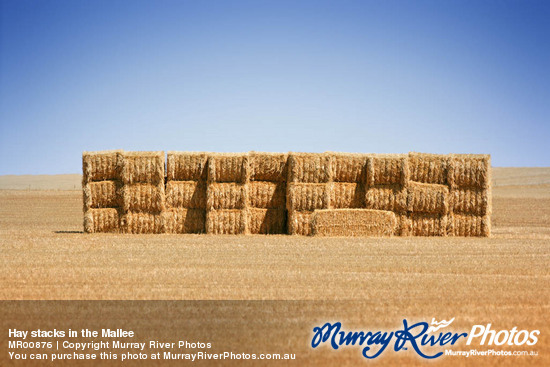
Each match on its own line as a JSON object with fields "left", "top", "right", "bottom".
{"left": 1, "top": 0, "right": 549, "bottom": 174}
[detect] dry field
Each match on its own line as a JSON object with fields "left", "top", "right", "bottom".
{"left": 0, "top": 167, "right": 549, "bottom": 366}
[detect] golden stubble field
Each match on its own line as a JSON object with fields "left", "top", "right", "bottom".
{"left": 0, "top": 168, "right": 549, "bottom": 366}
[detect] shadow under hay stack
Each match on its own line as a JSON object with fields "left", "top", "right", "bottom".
{"left": 82, "top": 151, "right": 491, "bottom": 237}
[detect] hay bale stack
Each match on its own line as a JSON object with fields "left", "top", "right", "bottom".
{"left": 330, "top": 153, "right": 368, "bottom": 183}
{"left": 288, "top": 153, "right": 332, "bottom": 183}
{"left": 82, "top": 151, "right": 124, "bottom": 233}
{"left": 206, "top": 209, "right": 247, "bottom": 235}
{"left": 120, "top": 151, "right": 165, "bottom": 185}
{"left": 206, "top": 153, "right": 249, "bottom": 234}
{"left": 288, "top": 210, "right": 314, "bottom": 236}
{"left": 82, "top": 150, "right": 123, "bottom": 183}
{"left": 121, "top": 212, "right": 165, "bottom": 234}
{"left": 287, "top": 183, "right": 331, "bottom": 211}
{"left": 448, "top": 213, "right": 490, "bottom": 237}
{"left": 331, "top": 182, "right": 365, "bottom": 209}
{"left": 447, "top": 154, "right": 491, "bottom": 237}
{"left": 165, "top": 152, "right": 208, "bottom": 234}
{"left": 83, "top": 180, "right": 121, "bottom": 209}
{"left": 119, "top": 151, "right": 166, "bottom": 234}
{"left": 407, "top": 182, "right": 449, "bottom": 214}
{"left": 407, "top": 213, "right": 448, "bottom": 237}
{"left": 312, "top": 209, "right": 397, "bottom": 237}
{"left": 408, "top": 152, "right": 449, "bottom": 185}
{"left": 83, "top": 208, "right": 121, "bottom": 233}
{"left": 367, "top": 154, "right": 409, "bottom": 187}
{"left": 246, "top": 153, "right": 288, "bottom": 234}
{"left": 164, "top": 208, "right": 206, "bottom": 234}
{"left": 248, "top": 208, "right": 286, "bottom": 234}
{"left": 365, "top": 184, "right": 407, "bottom": 213}
{"left": 248, "top": 181, "right": 286, "bottom": 209}
{"left": 166, "top": 151, "right": 208, "bottom": 181}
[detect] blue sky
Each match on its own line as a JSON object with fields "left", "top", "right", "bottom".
{"left": 1, "top": 0, "right": 549, "bottom": 174}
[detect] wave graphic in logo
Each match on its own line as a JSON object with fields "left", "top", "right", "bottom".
{"left": 427, "top": 318, "right": 455, "bottom": 333}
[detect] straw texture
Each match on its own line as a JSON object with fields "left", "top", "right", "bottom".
{"left": 83, "top": 208, "right": 120, "bottom": 233}
{"left": 448, "top": 154, "right": 491, "bottom": 189}
{"left": 287, "top": 183, "right": 330, "bottom": 211}
{"left": 207, "top": 183, "right": 247, "bottom": 210}
{"left": 122, "top": 183, "right": 165, "bottom": 213}
{"left": 164, "top": 208, "right": 206, "bottom": 234}
{"left": 82, "top": 150, "right": 122, "bottom": 183}
{"left": 287, "top": 210, "right": 314, "bottom": 236}
{"left": 249, "top": 152, "right": 288, "bottom": 182}
{"left": 166, "top": 181, "right": 207, "bottom": 209}
{"left": 121, "top": 151, "right": 165, "bottom": 184}
{"left": 166, "top": 152, "right": 208, "bottom": 181}
{"left": 329, "top": 153, "right": 368, "bottom": 183}
{"left": 450, "top": 187, "right": 489, "bottom": 216}
{"left": 121, "top": 212, "right": 165, "bottom": 234}
{"left": 331, "top": 182, "right": 365, "bottom": 209}
{"left": 408, "top": 152, "right": 449, "bottom": 185}
{"left": 83, "top": 181, "right": 121, "bottom": 209}
{"left": 365, "top": 185, "right": 407, "bottom": 213}
{"left": 407, "top": 182, "right": 449, "bottom": 214}
{"left": 312, "top": 209, "right": 397, "bottom": 237}
{"left": 448, "top": 213, "right": 490, "bottom": 237}
{"left": 408, "top": 213, "right": 447, "bottom": 236}
{"left": 248, "top": 208, "right": 286, "bottom": 234}
{"left": 288, "top": 153, "right": 332, "bottom": 183}
{"left": 208, "top": 153, "right": 249, "bottom": 183}
{"left": 206, "top": 209, "right": 247, "bottom": 234}
{"left": 367, "top": 154, "right": 409, "bottom": 187}
{"left": 248, "top": 181, "right": 286, "bottom": 209}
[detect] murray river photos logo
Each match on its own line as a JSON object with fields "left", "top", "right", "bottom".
{"left": 311, "top": 318, "right": 540, "bottom": 360}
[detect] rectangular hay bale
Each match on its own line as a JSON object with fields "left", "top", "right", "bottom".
{"left": 248, "top": 208, "right": 286, "bottom": 234}
{"left": 82, "top": 150, "right": 122, "bottom": 183}
{"left": 367, "top": 154, "right": 408, "bottom": 186}
{"left": 122, "top": 183, "right": 165, "bottom": 213}
{"left": 448, "top": 213, "right": 490, "bottom": 237}
{"left": 450, "top": 187, "right": 489, "bottom": 216}
{"left": 408, "top": 152, "right": 449, "bottom": 185}
{"left": 83, "top": 180, "right": 121, "bottom": 209}
{"left": 207, "top": 183, "right": 247, "bottom": 210}
{"left": 166, "top": 151, "right": 208, "bottom": 181}
{"left": 312, "top": 209, "right": 397, "bottom": 237}
{"left": 407, "top": 182, "right": 449, "bottom": 214}
{"left": 408, "top": 213, "right": 447, "bottom": 236}
{"left": 121, "top": 151, "right": 165, "bottom": 184}
{"left": 249, "top": 152, "right": 288, "bottom": 182}
{"left": 330, "top": 153, "right": 368, "bottom": 183}
{"left": 164, "top": 208, "right": 206, "bottom": 234}
{"left": 287, "top": 210, "right": 313, "bottom": 236}
{"left": 448, "top": 154, "right": 491, "bottom": 189}
{"left": 166, "top": 181, "right": 207, "bottom": 209}
{"left": 121, "top": 212, "right": 165, "bottom": 234}
{"left": 207, "top": 153, "right": 249, "bottom": 183}
{"left": 331, "top": 182, "right": 365, "bottom": 209}
{"left": 365, "top": 184, "right": 407, "bottom": 213}
{"left": 83, "top": 208, "right": 120, "bottom": 233}
{"left": 288, "top": 153, "right": 331, "bottom": 183}
{"left": 248, "top": 181, "right": 286, "bottom": 209}
{"left": 206, "top": 209, "right": 247, "bottom": 234}
{"left": 287, "top": 183, "right": 330, "bottom": 211}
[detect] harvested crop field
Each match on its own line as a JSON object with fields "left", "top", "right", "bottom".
{"left": 0, "top": 167, "right": 549, "bottom": 366}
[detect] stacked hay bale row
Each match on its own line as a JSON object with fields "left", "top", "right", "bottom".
{"left": 165, "top": 152, "right": 207, "bottom": 233}
{"left": 248, "top": 152, "right": 288, "bottom": 234}
{"left": 405, "top": 153, "right": 450, "bottom": 236}
{"left": 206, "top": 153, "right": 250, "bottom": 234}
{"left": 287, "top": 153, "right": 333, "bottom": 236}
{"left": 119, "top": 151, "right": 166, "bottom": 234}
{"left": 447, "top": 154, "right": 491, "bottom": 237}
{"left": 311, "top": 153, "right": 398, "bottom": 237}
{"left": 82, "top": 150, "right": 123, "bottom": 233}
{"left": 364, "top": 154, "right": 409, "bottom": 235}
